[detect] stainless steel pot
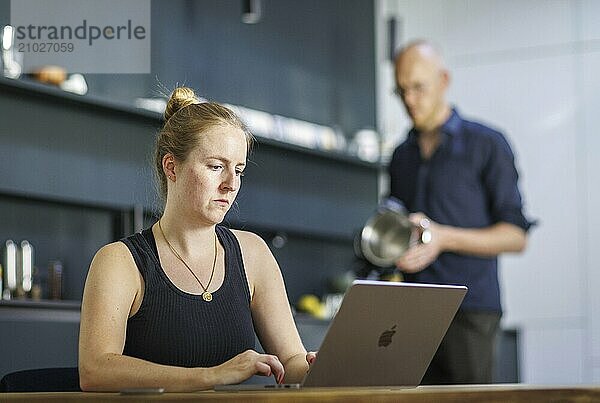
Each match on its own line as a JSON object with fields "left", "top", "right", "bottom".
{"left": 360, "top": 198, "right": 431, "bottom": 267}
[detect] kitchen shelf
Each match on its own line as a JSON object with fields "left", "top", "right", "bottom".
{"left": 0, "top": 299, "right": 80, "bottom": 322}
{"left": 0, "top": 77, "right": 380, "bottom": 169}
{"left": 0, "top": 299, "right": 80, "bottom": 310}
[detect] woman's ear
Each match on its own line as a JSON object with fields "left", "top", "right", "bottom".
{"left": 162, "top": 153, "right": 176, "bottom": 181}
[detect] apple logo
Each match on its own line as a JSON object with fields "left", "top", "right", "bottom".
{"left": 378, "top": 324, "right": 397, "bottom": 347}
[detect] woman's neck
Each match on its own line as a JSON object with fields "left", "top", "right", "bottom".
{"left": 157, "top": 207, "right": 215, "bottom": 256}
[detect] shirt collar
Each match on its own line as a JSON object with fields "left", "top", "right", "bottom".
{"left": 407, "top": 107, "right": 462, "bottom": 144}
{"left": 442, "top": 108, "right": 462, "bottom": 136}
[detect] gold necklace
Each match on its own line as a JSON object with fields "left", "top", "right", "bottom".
{"left": 158, "top": 220, "right": 217, "bottom": 302}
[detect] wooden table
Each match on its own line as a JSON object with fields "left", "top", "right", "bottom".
{"left": 1, "top": 384, "right": 599, "bottom": 402}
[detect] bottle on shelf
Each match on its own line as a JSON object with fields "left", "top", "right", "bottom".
{"left": 17, "top": 240, "right": 34, "bottom": 298}
{"left": 30, "top": 266, "right": 42, "bottom": 301}
{"left": 48, "top": 260, "right": 63, "bottom": 300}
{"left": 2, "top": 240, "right": 17, "bottom": 300}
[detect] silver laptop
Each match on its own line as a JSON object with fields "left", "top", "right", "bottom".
{"left": 216, "top": 279, "right": 467, "bottom": 390}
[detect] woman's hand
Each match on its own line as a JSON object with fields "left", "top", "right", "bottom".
{"left": 215, "top": 350, "right": 285, "bottom": 385}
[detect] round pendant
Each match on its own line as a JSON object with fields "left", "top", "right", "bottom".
{"left": 202, "top": 291, "right": 213, "bottom": 302}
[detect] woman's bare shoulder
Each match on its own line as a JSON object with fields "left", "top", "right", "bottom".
{"left": 230, "top": 229, "right": 267, "bottom": 249}
{"left": 88, "top": 241, "right": 140, "bottom": 282}
{"left": 92, "top": 241, "right": 135, "bottom": 263}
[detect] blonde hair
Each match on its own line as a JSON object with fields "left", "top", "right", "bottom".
{"left": 154, "top": 87, "right": 254, "bottom": 203}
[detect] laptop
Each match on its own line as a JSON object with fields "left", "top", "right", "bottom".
{"left": 216, "top": 279, "right": 467, "bottom": 390}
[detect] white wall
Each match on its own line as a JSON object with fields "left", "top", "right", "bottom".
{"left": 375, "top": 0, "right": 600, "bottom": 384}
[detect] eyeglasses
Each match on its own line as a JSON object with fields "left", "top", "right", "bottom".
{"left": 393, "top": 83, "right": 428, "bottom": 98}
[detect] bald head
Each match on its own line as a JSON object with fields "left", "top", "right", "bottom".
{"left": 395, "top": 41, "right": 446, "bottom": 73}
{"left": 394, "top": 40, "right": 451, "bottom": 132}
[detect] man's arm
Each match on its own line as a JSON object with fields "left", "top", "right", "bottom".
{"left": 438, "top": 221, "right": 526, "bottom": 256}
{"left": 396, "top": 214, "right": 526, "bottom": 274}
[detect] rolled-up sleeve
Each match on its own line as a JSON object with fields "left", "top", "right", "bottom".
{"left": 482, "top": 133, "right": 533, "bottom": 232}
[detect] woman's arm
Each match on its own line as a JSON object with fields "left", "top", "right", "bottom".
{"left": 235, "top": 231, "right": 310, "bottom": 383}
{"left": 78, "top": 242, "right": 283, "bottom": 391}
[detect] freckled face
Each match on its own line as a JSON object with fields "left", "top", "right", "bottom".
{"left": 174, "top": 124, "right": 247, "bottom": 225}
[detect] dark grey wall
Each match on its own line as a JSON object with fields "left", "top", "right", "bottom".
{"left": 0, "top": 0, "right": 7, "bottom": 25}
{"left": 0, "top": 0, "right": 375, "bottom": 137}
{"left": 145, "top": 0, "right": 376, "bottom": 135}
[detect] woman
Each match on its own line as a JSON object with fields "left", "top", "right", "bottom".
{"left": 79, "top": 87, "right": 315, "bottom": 391}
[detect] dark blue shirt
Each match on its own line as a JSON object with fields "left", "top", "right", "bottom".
{"left": 388, "top": 109, "right": 531, "bottom": 312}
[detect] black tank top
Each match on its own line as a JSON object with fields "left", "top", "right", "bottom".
{"left": 121, "top": 225, "right": 255, "bottom": 368}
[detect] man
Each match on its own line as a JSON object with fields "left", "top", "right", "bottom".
{"left": 389, "top": 40, "right": 532, "bottom": 384}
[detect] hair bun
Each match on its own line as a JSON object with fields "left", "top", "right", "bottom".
{"left": 164, "top": 87, "right": 200, "bottom": 121}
